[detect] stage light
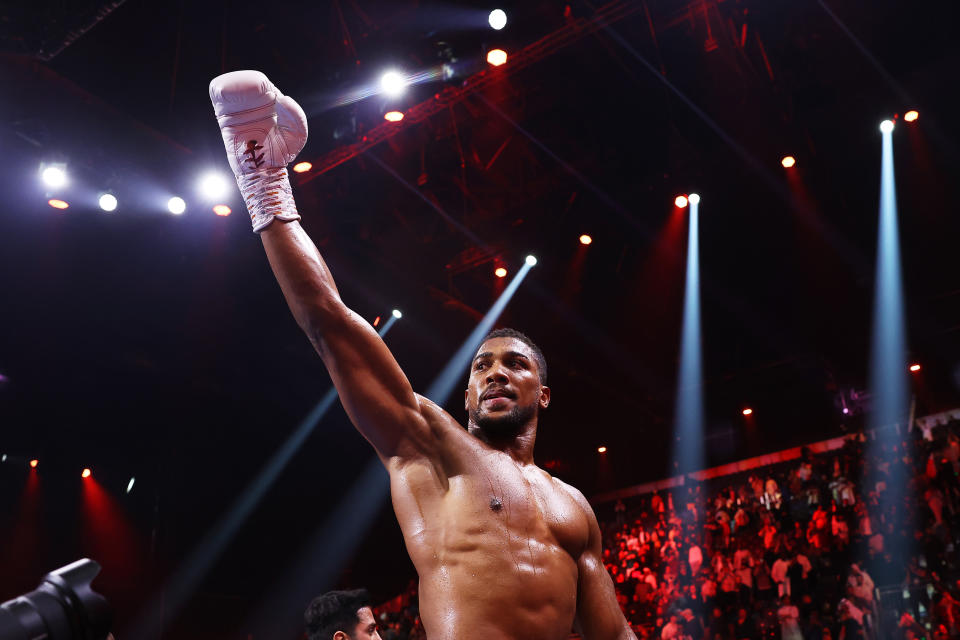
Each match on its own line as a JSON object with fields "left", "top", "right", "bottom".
{"left": 41, "top": 166, "right": 67, "bottom": 188}
{"left": 199, "top": 173, "right": 229, "bottom": 199}
{"left": 495, "top": 267, "right": 508, "bottom": 278}
{"left": 688, "top": 193, "right": 701, "bottom": 205}
{"left": 842, "top": 407, "right": 850, "bottom": 415}
{"left": 489, "top": 9, "right": 507, "bottom": 30}
{"left": 781, "top": 155, "right": 796, "bottom": 168}
{"left": 373, "top": 316, "right": 381, "bottom": 327}
{"left": 213, "top": 204, "right": 232, "bottom": 216}
{"left": 392, "top": 309, "right": 402, "bottom": 319}
{"left": 579, "top": 234, "right": 593, "bottom": 245}
{"left": 742, "top": 408, "right": 753, "bottom": 416}
{"left": 675, "top": 195, "right": 688, "bottom": 208}
{"left": 597, "top": 446, "right": 607, "bottom": 453}
{"left": 1, "top": 454, "right": 6, "bottom": 462}
{"left": 880, "top": 119, "right": 895, "bottom": 133}
{"left": 48, "top": 199, "right": 69, "bottom": 210}
{"left": 525, "top": 255, "right": 538, "bottom": 266}
{"left": 98, "top": 193, "right": 118, "bottom": 212}
{"left": 292, "top": 162, "right": 312, "bottom": 173}
{"left": 81, "top": 468, "right": 92, "bottom": 479}
{"left": 167, "top": 197, "right": 186, "bottom": 215}
{"left": 909, "top": 363, "right": 921, "bottom": 372}
{"left": 384, "top": 111, "right": 404, "bottom": 122}
{"left": 487, "top": 49, "right": 508, "bottom": 67}
{"left": 29, "top": 459, "right": 38, "bottom": 469}
{"left": 380, "top": 71, "right": 407, "bottom": 97}
{"left": 126, "top": 477, "right": 135, "bottom": 494}
{"left": 904, "top": 110, "right": 919, "bottom": 122}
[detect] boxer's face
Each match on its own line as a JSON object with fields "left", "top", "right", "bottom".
{"left": 465, "top": 337, "right": 549, "bottom": 437}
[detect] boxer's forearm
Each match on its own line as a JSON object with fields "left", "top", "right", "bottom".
{"left": 261, "top": 220, "right": 346, "bottom": 341}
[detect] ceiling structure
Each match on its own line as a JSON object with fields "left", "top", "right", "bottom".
{"left": 1, "top": 0, "right": 959, "bottom": 637}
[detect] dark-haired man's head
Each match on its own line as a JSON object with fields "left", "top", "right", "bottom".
{"left": 305, "top": 589, "right": 381, "bottom": 640}
{"left": 465, "top": 328, "right": 550, "bottom": 439}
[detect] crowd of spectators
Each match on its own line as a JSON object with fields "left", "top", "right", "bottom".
{"left": 369, "top": 420, "right": 960, "bottom": 640}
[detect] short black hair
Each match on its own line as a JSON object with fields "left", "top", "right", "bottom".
{"left": 481, "top": 328, "right": 548, "bottom": 384}
{"left": 305, "top": 589, "right": 371, "bottom": 640}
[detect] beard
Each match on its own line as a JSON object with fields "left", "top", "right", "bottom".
{"left": 470, "top": 398, "right": 539, "bottom": 439}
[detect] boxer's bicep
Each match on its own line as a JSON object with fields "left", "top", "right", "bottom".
{"left": 573, "top": 495, "right": 637, "bottom": 640}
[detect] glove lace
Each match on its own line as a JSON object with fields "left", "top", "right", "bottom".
{"left": 237, "top": 167, "right": 301, "bottom": 233}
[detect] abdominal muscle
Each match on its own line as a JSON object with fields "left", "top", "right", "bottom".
{"left": 405, "top": 511, "right": 581, "bottom": 640}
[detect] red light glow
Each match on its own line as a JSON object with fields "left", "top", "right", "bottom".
{"left": 373, "top": 316, "right": 381, "bottom": 327}
{"left": 292, "top": 162, "right": 313, "bottom": 173}
{"left": 579, "top": 234, "right": 593, "bottom": 245}
{"left": 674, "top": 195, "right": 688, "bottom": 208}
{"left": 909, "top": 363, "right": 921, "bottom": 372}
{"left": 904, "top": 110, "right": 919, "bottom": 122}
{"left": 81, "top": 468, "right": 92, "bottom": 479}
{"left": 384, "top": 111, "right": 404, "bottom": 122}
{"left": 29, "top": 459, "right": 38, "bottom": 469}
{"left": 213, "top": 205, "right": 231, "bottom": 216}
{"left": 495, "top": 267, "right": 508, "bottom": 278}
{"left": 742, "top": 408, "right": 754, "bottom": 416}
{"left": 781, "top": 156, "right": 796, "bottom": 168}
{"left": 598, "top": 446, "right": 607, "bottom": 453}
{"left": 48, "top": 199, "right": 69, "bottom": 210}
{"left": 487, "top": 49, "right": 508, "bottom": 66}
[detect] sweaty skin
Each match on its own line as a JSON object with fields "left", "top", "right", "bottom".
{"left": 260, "top": 220, "right": 635, "bottom": 640}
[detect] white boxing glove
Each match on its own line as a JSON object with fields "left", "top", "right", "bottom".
{"left": 209, "top": 70, "right": 308, "bottom": 232}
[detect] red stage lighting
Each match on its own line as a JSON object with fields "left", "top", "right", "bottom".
{"left": 81, "top": 468, "right": 92, "bottom": 479}
{"left": 495, "top": 267, "right": 508, "bottom": 278}
{"left": 674, "top": 195, "right": 688, "bottom": 208}
{"left": 48, "top": 199, "right": 69, "bottom": 210}
{"left": 487, "top": 49, "right": 508, "bottom": 66}
{"left": 781, "top": 156, "right": 796, "bottom": 168}
{"left": 29, "top": 459, "right": 38, "bottom": 469}
{"left": 292, "top": 161, "right": 312, "bottom": 173}
{"left": 579, "top": 234, "right": 593, "bottom": 245}
{"left": 904, "top": 110, "right": 919, "bottom": 122}
{"left": 213, "top": 204, "right": 231, "bottom": 216}
{"left": 384, "top": 111, "right": 404, "bottom": 122}
{"left": 373, "top": 316, "right": 381, "bottom": 327}
{"left": 909, "top": 363, "right": 921, "bottom": 372}
{"left": 597, "top": 446, "right": 607, "bottom": 453}
{"left": 742, "top": 408, "right": 754, "bottom": 416}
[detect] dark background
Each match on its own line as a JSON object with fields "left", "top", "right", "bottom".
{"left": 1, "top": 0, "right": 958, "bottom": 638}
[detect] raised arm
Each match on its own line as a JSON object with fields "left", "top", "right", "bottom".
{"left": 208, "top": 70, "right": 437, "bottom": 462}
{"left": 261, "top": 221, "right": 434, "bottom": 459}
{"left": 571, "top": 491, "right": 637, "bottom": 640}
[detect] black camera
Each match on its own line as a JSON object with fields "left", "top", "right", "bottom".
{"left": 0, "top": 559, "right": 111, "bottom": 640}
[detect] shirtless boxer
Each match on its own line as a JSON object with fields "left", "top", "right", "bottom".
{"left": 209, "top": 70, "right": 636, "bottom": 640}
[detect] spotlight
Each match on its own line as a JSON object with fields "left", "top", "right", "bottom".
{"left": 392, "top": 309, "right": 402, "bottom": 319}
{"left": 126, "top": 477, "right": 135, "bottom": 494}
{"left": 842, "top": 407, "right": 850, "bottom": 415}
{"left": 525, "top": 255, "right": 538, "bottom": 266}
{"left": 41, "top": 166, "right": 67, "bottom": 188}
{"left": 384, "top": 111, "right": 404, "bottom": 122}
{"left": 495, "top": 267, "right": 508, "bottom": 278}
{"left": 488, "top": 9, "right": 507, "bottom": 30}
{"left": 903, "top": 110, "right": 919, "bottom": 122}
{"left": 48, "top": 199, "right": 69, "bottom": 210}
{"left": 579, "top": 234, "right": 593, "bottom": 245}
{"left": 199, "top": 173, "right": 229, "bottom": 199}
{"left": 81, "top": 468, "right": 92, "bottom": 479}
{"left": 880, "top": 119, "right": 895, "bottom": 133}
{"left": 29, "top": 459, "right": 39, "bottom": 469}
{"left": 674, "top": 195, "right": 688, "bottom": 208}
{"left": 486, "top": 49, "right": 508, "bottom": 67}
{"left": 98, "top": 193, "right": 118, "bottom": 212}
{"left": 742, "top": 408, "right": 753, "bottom": 416}
{"left": 292, "top": 162, "right": 313, "bottom": 173}
{"left": 167, "top": 197, "right": 186, "bottom": 215}
{"left": 781, "top": 155, "right": 796, "bottom": 168}
{"left": 213, "top": 205, "right": 232, "bottom": 216}
{"left": 909, "top": 363, "right": 921, "bottom": 372}
{"left": 688, "top": 193, "right": 701, "bottom": 205}
{"left": 597, "top": 446, "right": 607, "bottom": 453}
{"left": 1, "top": 454, "right": 6, "bottom": 462}
{"left": 380, "top": 71, "right": 407, "bottom": 98}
